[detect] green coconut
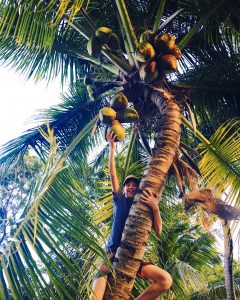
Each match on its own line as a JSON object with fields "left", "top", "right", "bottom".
{"left": 135, "top": 42, "right": 155, "bottom": 62}
{"left": 99, "top": 107, "right": 116, "bottom": 124}
{"left": 110, "top": 93, "right": 128, "bottom": 111}
{"left": 116, "top": 108, "right": 139, "bottom": 123}
{"left": 107, "top": 120, "right": 126, "bottom": 142}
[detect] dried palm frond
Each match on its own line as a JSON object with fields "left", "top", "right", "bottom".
{"left": 184, "top": 189, "right": 240, "bottom": 220}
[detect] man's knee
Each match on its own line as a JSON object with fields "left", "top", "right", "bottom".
{"left": 90, "top": 276, "right": 107, "bottom": 300}
{"left": 158, "top": 271, "right": 172, "bottom": 291}
{"left": 141, "top": 265, "right": 172, "bottom": 291}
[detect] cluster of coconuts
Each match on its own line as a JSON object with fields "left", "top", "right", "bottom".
{"left": 87, "top": 27, "right": 120, "bottom": 55}
{"left": 87, "top": 26, "right": 181, "bottom": 83}
{"left": 135, "top": 30, "right": 182, "bottom": 82}
{"left": 99, "top": 93, "right": 139, "bottom": 142}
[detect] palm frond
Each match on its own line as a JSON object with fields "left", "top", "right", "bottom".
{"left": 0, "top": 1, "right": 90, "bottom": 50}
{"left": 0, "top": 125, "right": 106, "bottom": 299}
{"left": 190, "top": 278, "right": 240, "bottom": 300}
{"left": 198, "top": 119, "right": 240, "bottom": 206}
{"left": 175, "top": 55, "right": 240, "bottom": 131}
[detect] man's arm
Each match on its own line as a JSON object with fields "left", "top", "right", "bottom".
{"left": 140, "top": 189, "right": 162, "bottom": 236}
{"left": 106, "top": 131, "right": 120, "bottom": 193}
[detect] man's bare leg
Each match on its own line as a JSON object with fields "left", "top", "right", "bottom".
{"left": 136, "top": 265, "right": 172, "bottom": 300}
{"left": 90, "top": 276, "right": 107, "bottom": 300}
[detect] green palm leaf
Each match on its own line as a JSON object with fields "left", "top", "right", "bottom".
{"left": 0, "top": 121, "right": 106, "bottom": 299}
{"left": 0, "top": 1, "right": 90, "bottom": 50}
{"left": 198, "top": 119, "right": 240, "bottom": 205}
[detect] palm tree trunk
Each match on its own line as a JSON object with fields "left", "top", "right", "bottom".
{"left": 222, "top": 220, "right": 236, "bottom": 300}
{"left": 104, "top": 86, "right": 181, "bottom": 299}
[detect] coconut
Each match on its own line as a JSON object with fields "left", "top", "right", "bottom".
{"left": 116, "top": 108, "right": 139, "bottom": 123}
{"left": 157, "top": 54, "right": 178, "bottom": 73}
{"left": 99, "top": 107, "right": 116, "bottom": 124}
{"left": 170, "top": 45, "right": 182, "bottom": 59}
{"left": 95, "top": 27, "right": 112, "bottom": 44}
{"left": 135, "top": 42, "right": 155, "bottom": 62}
{"left": 154, "top": 33, "right": 175, "bottom": 55}
{"left": 110, "top": 93, "right": 128, "bottom": 111}
{"left": 139, "top": 61, "right": 158, "bottom": 82}
{"left": 107, "top": 120, "right": 126, "bottom": 142}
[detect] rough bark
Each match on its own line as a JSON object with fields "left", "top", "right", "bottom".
{"left": 103, "top": 86, "right": 181, "bottom": 299}
{"left": 223, "top": 220, "right": 236, "bottom": 300}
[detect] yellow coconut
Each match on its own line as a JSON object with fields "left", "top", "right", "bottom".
{"left": 170, "top": 45, "right": 182, "bottom": 59}
{"left": 154, "top": 33, "right": 175, "bottom": 55}
{"left": 157, "top": 54, "right": 178, "bottom": 73}
{"left": 116, "top": 107, "right": 139, "bottom": 123}
{"left": 87, "top": 36, "right": 102, "bottom": 56}
{"left": 95, "top": 27, "right": 112, "bottom": 44}
{"left": 107, "top": 120, "right": 126, "bottom": 142}
{"left": 110, "top": 93, "right": 128, "bottom": 111}
{"left": 139, "top": 61, "right": 158, "bottom": 82}
{"left": 99, "top": 107, "right": 116, "bottom": 124}
{"left": 135, "top": 42, "right": 155, "bottom": 62}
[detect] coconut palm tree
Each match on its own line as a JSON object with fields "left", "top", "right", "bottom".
{"left": 0, "top": 0, "right": 240, "bottom": 299}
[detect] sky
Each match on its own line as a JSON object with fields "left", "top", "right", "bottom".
{"left": 0, "top": 65, "right": 65, "bottom": 146}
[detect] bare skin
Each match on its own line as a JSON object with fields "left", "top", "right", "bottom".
{"left": 90, "top": 131, "right": 172, "bottom": 300}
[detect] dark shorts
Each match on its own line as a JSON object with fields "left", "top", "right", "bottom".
{"left": 94, "top": 251, "right": 153, "bottom": 280}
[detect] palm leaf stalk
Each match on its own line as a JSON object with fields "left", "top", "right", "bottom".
{"left": 122, "top": 130, "right": 137, "bottom": 182}
{"left": 115, "top": 0, "right": 138, "bottom": 68}
{"left": 152, "top": 0, "right": 166, "bottom": 33}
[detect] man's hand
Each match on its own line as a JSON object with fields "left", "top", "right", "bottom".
{"left": 106, "top": 131, "right": 116, "bottom": 150}
{"left": 140, "top": 188, "right": 162, "bottom": 235}
{"left": 140, "top": 188, "right": 160, "bottom": 211}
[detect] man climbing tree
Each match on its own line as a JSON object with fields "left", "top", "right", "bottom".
{"left": 90, "top": 131, "right": 172, "bottom": 300}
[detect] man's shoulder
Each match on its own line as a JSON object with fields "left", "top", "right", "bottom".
{"left": 112, "top": 190, "right": 125, "bottom": 202}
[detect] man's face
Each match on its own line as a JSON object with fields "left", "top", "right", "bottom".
{"left": 123, "top": 180, "right": 139, "bottom": 199}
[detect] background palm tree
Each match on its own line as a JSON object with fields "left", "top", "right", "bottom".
{"left": 0, "top": 0, "right": 240, "bottom": 299}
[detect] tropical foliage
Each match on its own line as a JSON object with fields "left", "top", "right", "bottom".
{"left": 0, "top": 0, "right": 240, "bottom": 299}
